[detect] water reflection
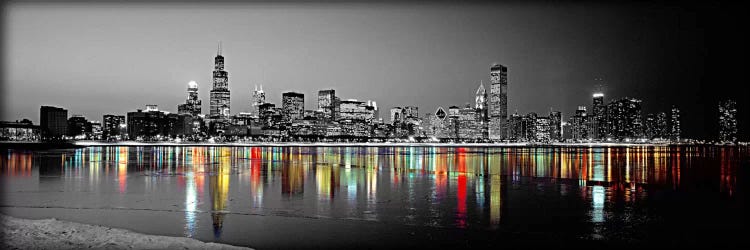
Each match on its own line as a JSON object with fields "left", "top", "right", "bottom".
{"left": 1, "top": 145, "right": 747, "bottom": 238}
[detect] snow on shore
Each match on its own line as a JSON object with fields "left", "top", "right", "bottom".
{"left": 0, "top": 214, "right": 250, "bottom": 250}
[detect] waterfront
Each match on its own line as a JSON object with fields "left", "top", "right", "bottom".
{"left": 1, "top": 146, "right": 747, "bottom": 248}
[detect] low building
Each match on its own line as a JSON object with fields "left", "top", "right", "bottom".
{"left": 0, "top": 120, "right": 41, "bottom": 141}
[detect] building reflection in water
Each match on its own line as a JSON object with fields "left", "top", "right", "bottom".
{"left": 1, "top": 145, "right": 745, "bottom": 232}
{"left": 209, "top": 147, "right": 231, "bottom": 239}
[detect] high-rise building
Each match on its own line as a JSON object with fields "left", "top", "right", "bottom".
{"left": 40, "top": 105, "right": 68, "bottom": 140}
{"left": 570, "top": 106, "right": 588, "bottom": 140}
{"left": 339, "top": 99, "right": 376, "bottom": 123}
{"left": 103, "top": 114, "right": 126, "bottom": 140}
{"left": 592, "top": 93, "right": 607, "bottom": 139}
{"left": 534, "top": 116, "right": 551, "bottom": 142}
{"left": 457, "top": 106, "right": 480, "bottom": 139}
{"left": 718, "top": 99, "right": 738, "bottom": 142}
{"left": 403, "top": 106, "right": 419, "bottom": 119}
{"left": 282, "top": 92, "right": 305, "bottom": 122}
{"left": 67, "top": 115, "right": 91, "bottom": 138}
{"left": 606, "top": 98, "right": 642, "bottom": 139}
{"left": 209, "top": 42, "right": 230, "bottom": 119}
{"left": 488, "top": 63, "right": 508, "bottom": 140}
{"left": 252, "top": 85, "right": 266, "bottom": 117}
{"left": 670, "top": 106, "right": 681, "bottom": 141}
{"left": 521, "top": 113, "right": 537, "bottom": 141}
{"left": 428, "top": 107, "right": 448, "bottom": 138}
{"left": 258, "top": 103, "right": 277, "bottom": 127}
{"left": 656, "top": 112, "right": 668, "bottom": 138}
{"left": 508, "top": 112, "right": 523, "bottom": 140}
{"left": 317, "top": 89, "right": 336, "bottom": 121}
{"left": 644, "top": 113, "right": 657, "bottom": 139}
{"left": 475, "top": 81, "right": 488, "bottom": 138}
{"left": 390, "top": 107, "right": 403, "bottom": 124}
{"left": 178, "top": 81, "right": 202, "bottom": 116}
{"left": 549, "top": 111, "right": 562, "bottom": 141}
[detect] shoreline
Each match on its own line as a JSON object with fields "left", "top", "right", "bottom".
{"left": 1, "top": 140, "right": 746, "bottom": 149}
{"left": 0, "top": 213, "right": 250, "bottom": 250}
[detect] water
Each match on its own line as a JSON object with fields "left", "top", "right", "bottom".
{"left": 1, "top": 146, "right": 747, "bottom": 248}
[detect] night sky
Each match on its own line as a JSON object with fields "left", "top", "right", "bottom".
{"left": 1, "top": 1, "right": 746, "bottom": 140}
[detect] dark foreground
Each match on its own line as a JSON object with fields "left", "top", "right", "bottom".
{"left": 1, "top": 146, "right": 747, "bottom": 249}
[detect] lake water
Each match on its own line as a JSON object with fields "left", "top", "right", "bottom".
{"left": 1, "top": 146, "right": 747, "bottom": 248}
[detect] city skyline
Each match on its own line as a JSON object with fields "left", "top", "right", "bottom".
{"left": 2, "top": 2, "right": 747, "bottom": 140}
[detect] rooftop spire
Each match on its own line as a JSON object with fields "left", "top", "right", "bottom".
{"left": 217, "top": 41, "right": 222, "bottom": 56}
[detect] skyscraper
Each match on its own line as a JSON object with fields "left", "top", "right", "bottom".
{"left": 656, "top": 112, "right": 668, "bottom": 138}
{"left": 252, "top": 85, "right": 266, "bottom": 118}
{"left": 718, "top": 99, "right": 737, "bottom": 142}
{"left": 282, "top": 92, "right": 305, "bottom": 122}
{"left": 670, "top": 106, "right": 681, "bottom": 141}
{"left": 570, "top": 106, "right": 588, "bottom": 140}
{"left": 592, "top": 92, "right": 607, "bottom": 139}
{"left": 549, "top": 110, "right": 562, "bottom": 141}
{"left": 67, "top": 115, "right": 91, "bottom": 138}
{"left": 317, "top": 89, "right": 336, "bottom": 121}
{"left": 403, "top": 106, "right": 419, "bottom": 119}
{"left": 39, "top": 105, "right": 68, "bottom": 140}
{"left": 390, "top": 107, "right": 403, "bottom": 124}
{"left": 178, "top": 81, "right": 202, "bottom": 116}
{"left": 606, "top": 97, "right": 642, "bottom": 140}
{"left": 428, "top": 107, "right": 448, "bottom": 138}
{"left": 475, "top": 81, "right": 488, "bottom": 138}
{"left": 209, "top": 42, "right": 230, "bottom": 119}
{"left": 488, "top": 63, "right": 508, "bottom": 140}
{"left": 103, "top": 114, "right": 126, "bottom": 140}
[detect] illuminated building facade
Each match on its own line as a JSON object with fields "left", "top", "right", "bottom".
{"left": 475, "top": 82, "right": 488, "bottom": 138}
{"left": 427, "top": 107, "right": 448, "bottom": 138}
{"left": 282, "top": 92, "right": 305, "bottom": 122}
{"left": 103, "top": 114, "right": 126, "bottom": 139}
{"left": 606, "top": 98, "right": 642, "bottom": 139}
{"left": 40, "top": 105, "right": 68, "bottom": 140}
{"left": 521, "top": 113, "right": 537, "bottom": 141}
{"left": 338, "top": 99, "right": 376, "bottom": 123}
{"left": 508, "top": 112, "right": 522, "bottom": 140}
{"left": 656, "top": 112, "right": 668, "bottom": 138}
{"left": 209, "top": 42, "right": 230, "bottom": 119}
{"left": 67, "top": 115, "right": 91, "bottom": 138}
{"left": 549, "top": 111, "right": 562, "bottom": 141}
{"left": 127, "top": 106, "right": 195, "bottom": 139}
{"left": 670, "top": 106, "right": 681, "bottom": 140}
{"left": 390, "top": 107, "right": 403, "bottom": 125}
{"left": 457, "top": 106, "right": 480, "bottom": 139}
{"left": 318, "top": 89, "right": 336, "bottom": 121}
{"left": 570, "top": 106, "right": 588, "bottom": 140}
{"left": 718, "top": 99, "right": 737, "bottom": 142}
{"left": 403, "top": 106, "right": 419, "bottom": 120}
{"left": 488, "top": 63, "right": 508, "bottom": 140}
{"left": 592, "top": 93, "right": 607, "bottom": 139}
{"left": 534, "top": 116, "right": 551, "bottom": 142}
{"left": 0, "top": 120, "right": 40, "bottom": 141}
{"left": 178, "top": 81, "right": 202, "bottom": 117}
{"left": 252, "top": 85, "right": 266, "bottom": 117}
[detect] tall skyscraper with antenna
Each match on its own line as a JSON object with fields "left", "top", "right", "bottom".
{"left": 209, "top": 42, "right": 230, "bottom": 119}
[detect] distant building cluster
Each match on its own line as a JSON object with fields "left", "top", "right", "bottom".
{"left": 1, "top": 43, "right": 742, "bottom": 143}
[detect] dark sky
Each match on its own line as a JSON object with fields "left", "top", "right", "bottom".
{"left": 1, "top": 1, "right": 747, "bottom": 140}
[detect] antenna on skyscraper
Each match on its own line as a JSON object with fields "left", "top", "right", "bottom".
{"left": 594, "top": 77, "right": 605, "bottom": 94}
{"left": 217, "top": 41, "right": 222, "bottom": 56}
